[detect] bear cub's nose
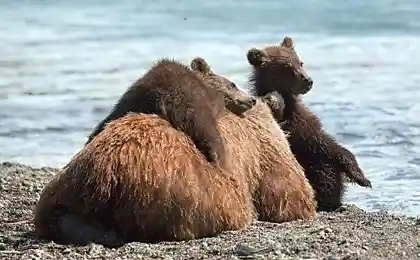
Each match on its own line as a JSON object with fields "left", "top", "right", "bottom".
{"left": 250, "top": 96, "right": 257, "bottom": 106}
{"left": 305, "top": 77, "right": 313, "bottom": 87}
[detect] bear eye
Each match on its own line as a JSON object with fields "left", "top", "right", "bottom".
{"left": 300, "top": 62, "right": 304, "bottom": 67}
{"left": 230, "top": 82, "right": 237, "bottom": 89}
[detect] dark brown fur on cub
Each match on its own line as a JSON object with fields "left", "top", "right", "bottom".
{"left": 86, "top": 58, "right": 254, "bottom": 169}
{"left": 248, "top": 36, "right": 372, "bottom": 212}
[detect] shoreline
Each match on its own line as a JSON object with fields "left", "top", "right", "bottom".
{"left": 0, "top": 161, "right": 419, "bottom": 260}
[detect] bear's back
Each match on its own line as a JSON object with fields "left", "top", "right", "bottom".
{"left": 216, "top": 100, "right": 305, "bottom": 194}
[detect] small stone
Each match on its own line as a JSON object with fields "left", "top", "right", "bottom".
{"left": 273, "top": 249, "right": 283, "bottom": 256}
{"left": 88, "top": 243, "right": 101, "bottom": 255}
{"left": 234, "top": 243, "right": 276, "bottom": 256}
{"left": 325, "top": 227, "right": 333, "bottom": 233}
{"left": 21, "top": 180, "right": 31, "bottom": 187}
{"left": 1, "top": 162, "right": 13, "bottom": 168}
{"left": 0, "top": 243, "right": 6, "bottom": 250}
{"left": 63, "top": 248, "right": 71, "bottom": 254}
{"left": 338, "top": 240, "right": 347, "bottom": 245}
{"left": 234, "top": 243, "right": 259, "bottom": 256}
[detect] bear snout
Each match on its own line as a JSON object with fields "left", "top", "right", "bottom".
{"left": 299, "top": 77, "right": 313, "bottom": 94}
{"left": 225, "top": 95, "right": 255, "bottom": 116}
{"left": 305, "top": 77, "right": 313, "bottom": 88}
{"left": 250, "top": 96, "right": 257, "bottom": 106}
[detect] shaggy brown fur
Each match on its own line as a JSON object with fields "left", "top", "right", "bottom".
{"left": 34, "top": 75, "right": 316, "bottom": 246}
{"left": 216, "top": 100, "right": 316, "bottom": 223}
{"left": 248, "top": 36, "right": 372, "bottom": 212}
{"left": 85, "top": 57, "right": 255, "bottom": 169}
{"left": 35, "top": 113, "right": 254, "bottom": 246}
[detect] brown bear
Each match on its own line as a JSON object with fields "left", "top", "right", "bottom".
{"left": 85, "top": 57, "right": 256, "bottom": 169}
{"left": 34, "top": 57, "right": 316, "bottom": 246}
{"left": 247, "top": 36, "right": 372, "bottom": 212}
{"left": 34, "top": 113, "right": 255, "bottom": 246}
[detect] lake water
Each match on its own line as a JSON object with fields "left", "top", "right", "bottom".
{"left": 1, "top": 0, "right": 420, "bottom": 216}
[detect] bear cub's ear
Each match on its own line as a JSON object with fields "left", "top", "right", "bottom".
{"left": 247, "top": 48, "right": 268, "bottom": 67}
{"left": 191, "top": 57, "right": 211, "bottom": 74}
{"left": 281, "top": 36, "right": 294, "bottom": 49}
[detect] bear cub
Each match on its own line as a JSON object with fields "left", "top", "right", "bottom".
{"left": 86, "top": 57, "right": 256, "bottom": 169}
{"left": 248, "top": 36, "right": 372, "bottom": 211}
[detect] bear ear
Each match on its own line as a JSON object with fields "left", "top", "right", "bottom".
{"left": 190, "top": 57, "right": 211, "bottom": 74}
{"left": 281, "top": 36, "right": 294, "bottom": 49}
{"left": 247, "top": 48, "right": 268, "bottom": 67}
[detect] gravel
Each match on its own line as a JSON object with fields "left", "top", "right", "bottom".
{"left": 1, "top": 161, "right": 419, "bottom": 260}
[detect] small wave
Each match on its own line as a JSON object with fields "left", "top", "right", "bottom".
{"left": 0, "top": 126, "right": 91, "bottom": 138}
{"left": 383, "top": 166, "right": 420, "bottom": 181}
{"left": 409, "top": 158, "right": 420, "bottom": 166}
{"left": 60, "top": 68, "right": 121, "bottom": 76}
{"left": 366, "top": 106, "right": 398, "bottom": 116}
{"left": 335, "top": 132, "right": 366, "bottom": 142}
{"left": 92, "top": 106, "right": 112, "bottom": 115}
{"left": 384, "top": 139, "right": 416, "bottom": 147}
{"left": 357, "top": 150, "right": 386, "bottom": 159}
{"left": 0, "top": 60, "right": 26, "bottom": 69}
{"left": 21, "top": 89, "right": 75, "bottom": 96}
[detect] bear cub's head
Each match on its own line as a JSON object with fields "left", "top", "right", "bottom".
{"left": 247, "top": 36, "right": 313, "bottom": 98}
{"left": 191, "top": 57, "right": 256, "bottom": 116}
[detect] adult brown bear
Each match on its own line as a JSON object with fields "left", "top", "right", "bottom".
{"left": 247, "top": 36, "right": 372, "bottom": 211}
{"left": 34, "top": 56, "right": 316, "bottom": 246}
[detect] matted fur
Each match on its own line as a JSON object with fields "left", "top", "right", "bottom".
{"left": 34, "top": 100, "right": 316, "bottom": 245}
